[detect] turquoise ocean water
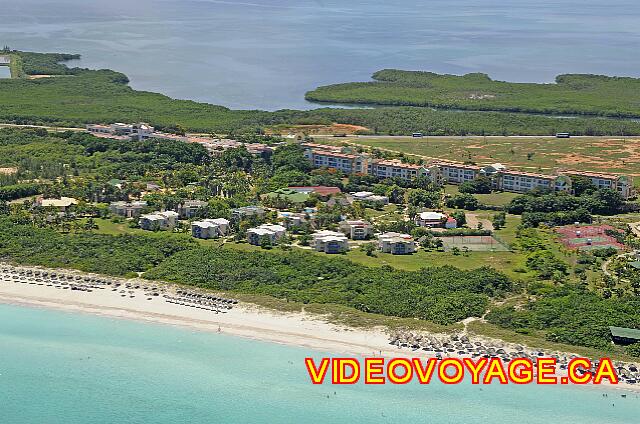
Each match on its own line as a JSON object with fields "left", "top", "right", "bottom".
{"left": 0, "top": 303, "right": 638, "bottom": 423}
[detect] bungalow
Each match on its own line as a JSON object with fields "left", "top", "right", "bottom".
{"left": 191, "top": 218, "right": 231, "bottom": 239}
{"left": 378, "top": 232, "right": 416, "bottom": 255}
{"left": 415, "top": 211, "right": 448, "bottom": 228}
{"left": 247, "top": 224, "right": 286, "bottom": 245}
{"left": 139, "top": 211, "right": 179, "bottom": 231}
{"left": 339, "top": 220, "right": 373, "bottom": 240}
{"left": 310, "top": 230, "right": 350, "bottom": 254}
{"left": 109, "top": 201, "right": 148, "bottom": 218}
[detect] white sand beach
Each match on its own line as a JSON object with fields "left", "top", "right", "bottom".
{"left": 0, "top": 263, "right": 637, "bottom": 392}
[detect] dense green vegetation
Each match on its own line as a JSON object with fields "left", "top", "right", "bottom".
{"left": 306, "top": 69, "right": 640, "bottom": 118}
{"left": 1, "top": 51, "right": 640, "bottom": 135}
{"left": 505, "top": 188, "right": 628, "bottom": 227}
{"left": 487, "top": 285, "right": 640, "bottom": 350}
{"left": 0, "top": 217, "right": 195, "bottom": 276}
{"left": 144, "top": 248, "right": 510, "bottom": 325}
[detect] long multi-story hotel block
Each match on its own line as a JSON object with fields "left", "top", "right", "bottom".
{"left": 562, "top": 170, "right": 635, "bottom": 199}
{"left": 302, "top": 144, "right": 440, "bottom": 184}
{"left": 301, "top": 143, "right": 635, "bottom": 198}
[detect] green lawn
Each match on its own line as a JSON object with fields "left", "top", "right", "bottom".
{"left": 445, "top": 184, "right": 519, "bottom": 206}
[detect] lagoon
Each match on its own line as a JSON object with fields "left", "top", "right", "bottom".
{"left": 0, "top": 0, "right": 639, "bottom": 110}
{"left": 0, "top": 303, "right": 638, "bottom": 423}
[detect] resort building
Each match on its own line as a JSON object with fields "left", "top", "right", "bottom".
{"left": 310, "top": 230, "right": 350, "bottom": 254}
{"left": 36, "top": 197, "right": 78, "bottom": 212}
{"left": 368, "top": 160, "right": 441, "bottom": 184}
{"left": 109, "top": 201, "right": 148, "bottom": 218}
{"left": 177, "top": 200, "right": 208, "bottom": 218}
{"left": 349, "top": 191, "right": 389, "bottom": 205}
{"left": 415, "top": 211, "right": 448, "bottom": 228}
{"left": 139, "top": 211, "right": 179, "bottom": 231}
{"left": 445, "top": 217, "right": 458, "bottom": 229}
{"left": 232, "top": 206, "right": 266, "bottom": 222}
{"left": 339, "top": 220, "right": 373, "bottom": 240}
{"left": 563, "top": 170, "right": 635, "bottom": 199}
{"left": 495, "top": 170, "right": 572, "bottom": 194}
{"left": 191, "top": 218, "right": 231, "bottom": 239}
{"left": 378, "top": 232, "right": 416, "bottom": 255}
{"left": 434, "top": 161, "right": 481, "bottom": 184}
{"left": 87, "top": 122, "right": 155, "bottom": 141}
{"left": 303, "top": 147, "right": 367, "bottom": 175}
{"left": 278, "top": 212, "right": 309, "bottom": 229}
{"left": 247, "top": 224, "right": 286, "bottom": 245}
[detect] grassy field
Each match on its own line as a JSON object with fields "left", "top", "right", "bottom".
{"left": 316, "top": 135, "right": 640, "bottom": 179}
{"left": 306, "top": 69, "right": 640, "bottom": 118}
{"left": 445, "top": 184, "right": 520, "bottom": 206}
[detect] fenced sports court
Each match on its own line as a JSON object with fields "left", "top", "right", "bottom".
{"left": 555, "top": 225, "right": 625, "bottom": 251}
{"left": 437, "top": 235, "right": 510, "bottom": 252}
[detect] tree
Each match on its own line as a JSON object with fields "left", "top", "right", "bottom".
{"left": 452, "top": 210, "right": 466, "bottom": 227}
{"left": 406, "top": 188, "right": 440, "bottom": 208}
{"left": 360, "top": 242, "right": 377, "bottom": 257}
{"left": 492, "top": 212, "right": 506, "bottom": 230}
{"left": 259, "top": 234, "right": 273, "bottom": 249}
{"left": 570, "top": 176, "right": 596, "bottom": 197}
{"left": 446, "top": 193, "right": 479, "bottom": 210}
{"left": 459, "top": 177, "right": 492, "bottom": 194}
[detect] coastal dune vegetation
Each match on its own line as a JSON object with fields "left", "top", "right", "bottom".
{"left": 306, "top": 69, "right": 640, "bottom": 118}
{"left": 1, "top": 50, "right": 640, "bottom": 135}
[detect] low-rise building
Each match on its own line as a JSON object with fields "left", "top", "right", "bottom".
{"left": 310, "top": 230, "right": 350, "bottom": 254}
{"left": 288, "top": 186, "right": 342, "bottom": 197}
{"left": 178, "top": 200, "right": 208, "bottom": 218}
{"left": 415, "top": 211, "right": 448, "bottom": 228}
{"left": 87, "top": 122, "right": 155, "bottom": 141}
{"left": 445, "top": 217, "right": 458, "bottom": 229}
{"left": 278, "top": 212, "right": 308, "bottom": 229}
{"left": 563, "top": 170, "right": 635, "bottom": 199}
{"left": 434, "top": 161, "right": 481, "bottom": 184}
{"left": 109, "top": 201, "right": 148, "bottom": 218}
{"left": 36, "top": 197, "right": 78, "bottom": 212}
{"left": 378, "top": 232, "right": 416, "bottom": 255}
{"left": 496, "top": 170, "right": 572, "bottom": 193}
{"left": 232, "top": 206, "right": 266, "bottom": 222}
{"left": 247, "top": 224, "right": 286, "bottom": 245}
{"left": 339, "top": 220, "right": 373, "bottom": 240}
{"left": 368, "top": 160, "right": 441, "bottom": 184}
{"left": 350, "top": 191, "right": 389, "bottom": 205}
{"left": 139, "top": 211, "right": 179, "bottom": 230}
{"left": 191, "top": 218, "right": 231, "bottom": 239}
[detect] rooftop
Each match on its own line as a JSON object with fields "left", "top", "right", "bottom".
{"left": 610, "top": 326, "right": 640, "bottom": 340}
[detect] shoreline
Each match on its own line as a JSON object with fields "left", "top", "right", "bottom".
{"left": 0, "top": 264, "right": 638, "bottom": 393}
